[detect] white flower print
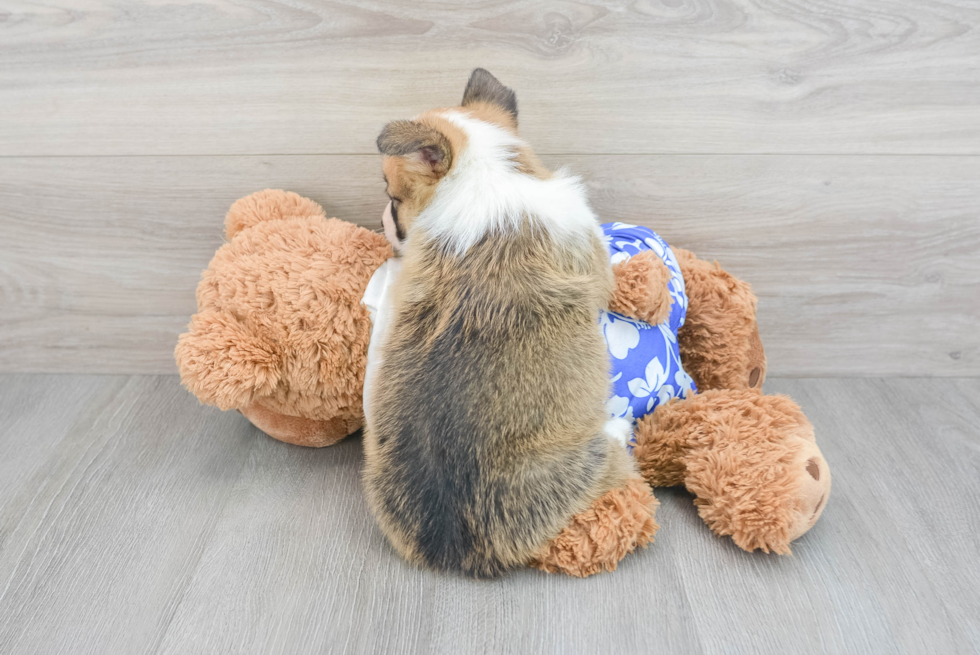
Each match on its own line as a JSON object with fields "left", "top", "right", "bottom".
{"left": 610, "top": 251, "right": 632, "bottom": 265}
{"left": 605, "top": 395, "right": 635, "bottom": 422}
{"left": 602, "top": 313, "right": 640, "bottom": 359}
{"left": 627, "top": 356, "right": 669, "bottom": 412}
{"left": 658, "top": 322, "right": 677, "bottom": 343}
{"left": 675, "top": 369, "right": 696, "bottom": 394}
{"left": 606, "top": 394, "right": 629, "bottom": 418}
{"left": 643, "top": 237, "right": 666, "bottom": 259}
{"left": 614, "top": 238, "right": 643, "bottom": 252}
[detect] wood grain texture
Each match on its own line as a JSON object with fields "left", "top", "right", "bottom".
{"left": 1, "top": 0, "right": 979, "bottom": 156}
{"left": 0, "top": 375, "right": 257, "bottom": 654}
{"left": 0, "top": 374, "right": 977, "bottom": 654}
{"left": 2, "top": 154, "right": 977, "bottom": 376}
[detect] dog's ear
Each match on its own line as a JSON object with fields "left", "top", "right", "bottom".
{"left": 376, "top": 120, "right": 453, "bottom": 176}
{"left": 462, "top": 68, "right": 518, "bottom": 123}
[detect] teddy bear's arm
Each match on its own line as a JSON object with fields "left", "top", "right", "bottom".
{"left": 175, "top": 309, "right": 282, "bottom": 411}
{"left": 609, "top": 250, "right": 673, "bottom": 325}
{"left": 632, "top": 388, "right": 830, "bottom": 555}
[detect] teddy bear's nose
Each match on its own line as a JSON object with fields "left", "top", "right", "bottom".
{"left": 749, "top": 366, "right": 761, "bottom": 387}
{"left": 806, "top": 457, "right": 820, "bottom": 480}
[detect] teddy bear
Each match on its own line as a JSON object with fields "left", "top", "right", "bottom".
{"left": 175, "top": 189, "right": 831, "bottom": 576}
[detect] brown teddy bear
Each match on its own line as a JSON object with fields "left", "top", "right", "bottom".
{"left": 176, "top": 189, "right": 830, "bottom": 576}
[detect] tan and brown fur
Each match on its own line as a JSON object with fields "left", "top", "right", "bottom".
{"left": 363, "top": 69, "right": 636, "bottom": 578}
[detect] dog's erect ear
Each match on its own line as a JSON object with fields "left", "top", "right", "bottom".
{"left": 377, "top": 120, "right": 452, "bottom": 175}
{"left": 462, "top": 68, "right": 518, "bottom": 122}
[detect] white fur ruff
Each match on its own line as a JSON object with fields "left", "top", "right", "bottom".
{"left": 413, "top": 111, "right": 602, "bottom": 255}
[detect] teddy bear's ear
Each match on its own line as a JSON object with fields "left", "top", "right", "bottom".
{"left": 175, "top": 310, "right": 282, "bottom": 410}
{"left": 224, "top": 189, "right": 326, "bottom": 240}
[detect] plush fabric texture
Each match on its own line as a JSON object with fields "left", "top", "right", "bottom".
{"left": 600, "top": 223, "right": 697, "bottom": 437}
{"left": 673, "top": 248, "right": 767, "bottom": 392}
{"left": 224, "top": 188, "right": 328, "bottom": 239}
{"left": 176, "top": 189, "right": 827, "bottom": 569}
{"left": 609, "top": 250, "right": 673, "bottom": 325}
{"left": 632, "top": 388, "right": 831, "bottom": 555}
{"left": 239, "top": 400, "right": 359, "bottom": 448}
{"left": 531, "top": 477, "right": 659, "bottom": 577}
{"left": 175, "top": 190, "right": 392, "bottom": 441}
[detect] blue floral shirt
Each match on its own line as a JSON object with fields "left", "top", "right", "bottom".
{"left": 600, "top": 223, "right": 697, "bottom": 451}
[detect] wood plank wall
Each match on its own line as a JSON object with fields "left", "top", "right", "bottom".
{"left": 2, "top": 0, "right": 978, "bottom": 375}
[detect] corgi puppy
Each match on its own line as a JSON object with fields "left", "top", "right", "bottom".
{"left": 363, "top": 69, "right": 634, "bottom": 578}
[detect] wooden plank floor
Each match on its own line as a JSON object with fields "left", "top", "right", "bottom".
{"left": 0, "top": 374, "right": 976, "bottom": 654}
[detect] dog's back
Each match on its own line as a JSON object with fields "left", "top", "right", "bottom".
{"left": 363, "top": 70, "right": 632, "bottom": 578}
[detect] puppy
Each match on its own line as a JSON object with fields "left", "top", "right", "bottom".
{"left": 363, "top": 69, "right": 634, "bottom": 578}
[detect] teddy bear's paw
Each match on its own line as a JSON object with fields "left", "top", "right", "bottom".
{"left": 530, "top": 478, "right": 659, "bottom": 577}
{"left": 686, "top": 432, "right": 831, "bottom": 555}
{"left": 783, "top": 438, "right": 831, "bottom": 545}
{"left": 610, "top": 250, "right": 673, "bottom": 325}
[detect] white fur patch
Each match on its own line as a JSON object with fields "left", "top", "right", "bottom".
{"left": 603, "top": 417, "right": 633, "bottom": 448}
{"left": 413, "top": 111, "right": 601, "bottom": 255}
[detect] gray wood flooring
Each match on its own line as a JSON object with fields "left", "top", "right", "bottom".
{"left": 0, "top": 374, "right": 977, "bottom": 654}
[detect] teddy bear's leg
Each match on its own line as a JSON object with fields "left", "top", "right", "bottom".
{"left": 529, "top": 475, "right": 659, "bottom": 577}
{"left": 610, "top": 250, "right": 673, "bottom": 325}
{"left": 633, "top": 389, "right": 831, "bottom": 554}
{"left": 672, "top": 248, "right": 767, "bottom": 391}
{"left": 239, "top": 401, "right": 360, "bottom": 448}
{"left": 224, "top": 189, "right": 327, "bottom": 240}
{"left": 530, "top": 435, "right": 659, "bottom": 578}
